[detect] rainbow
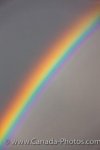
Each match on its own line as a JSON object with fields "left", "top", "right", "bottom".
{"left": 0, "top": 5, "right": 99, "bottom": 149}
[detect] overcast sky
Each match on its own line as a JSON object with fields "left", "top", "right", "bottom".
{"left": 0, "top": 1, "right": 100, "bottom": 150}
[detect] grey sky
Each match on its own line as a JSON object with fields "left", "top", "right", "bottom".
{"left": 0, "top": 0, "right": 100, "bottom": 150}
